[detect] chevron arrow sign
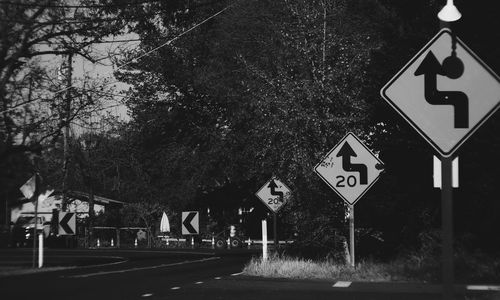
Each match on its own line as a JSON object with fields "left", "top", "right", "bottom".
{"left": 58, "top": 212, "right": 76, "bottom": 235}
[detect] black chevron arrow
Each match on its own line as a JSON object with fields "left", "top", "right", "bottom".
{"left": 182, "top": 212, "right": 198, "bottom": 234}
{"left": 59, "top": 213, "right": 74, "bottom": 234}
{"left": 336, "top": 141, "right": 368, "bottom": 185}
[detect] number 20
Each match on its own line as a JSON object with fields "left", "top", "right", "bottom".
{"left": 336, "top": 175, "right": 357, "bottom": 187}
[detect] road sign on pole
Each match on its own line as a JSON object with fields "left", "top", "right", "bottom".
{"left": 181, "top": 211, "right": 199, "bottom": 235}
{"left": 314, "top": 132, "right": 384, "bottom": 206}
{"left": 58, "top": 212, "right": 76, "bottom": 235}
{"left": 380, "top": 28, "right": 500, "bottom": 157}
{"left": 255, "top": 178, "right": 291, "bottom": 213}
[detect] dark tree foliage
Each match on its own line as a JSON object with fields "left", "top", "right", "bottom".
{"left": 88, "top": 0, "right": 500, "bottom": 257}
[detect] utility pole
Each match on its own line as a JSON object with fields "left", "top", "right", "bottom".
{"left": 61, "top": 53, "right": 73, "bottom": 212}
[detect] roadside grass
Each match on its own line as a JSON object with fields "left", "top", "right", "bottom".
{"left": 243, "top": 255, "right": 402, "bottom": 282}
{"left": 243, "top": 253, "right": 500, "bottom": 283}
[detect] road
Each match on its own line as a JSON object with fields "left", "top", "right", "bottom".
{"left": 0, "top": 248, "right": 498, "bottom": 300}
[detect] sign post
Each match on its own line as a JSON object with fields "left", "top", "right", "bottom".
{"left": 348, "top": 205, "right": 355, "bottom": 267}
{"left": 314, "top": 132, "right": 384, "bottom": 267}
{"left": 441, "top": 156, "right": 454, "bottom": 299}
{"left": 255, "top": 177, "right": 291, "bottom": 251}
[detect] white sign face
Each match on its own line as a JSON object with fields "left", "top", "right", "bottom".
{"left": 181, "top": 211, "right": 199, "bottom": 235}
{"left": 314, "top": 133, "right": 384, "bottom": 206}
{"left": 381, "top": 29, "right": 500, "bottom": 157}
{"left": 255, "top": 178, "right": 291, "bottom": 213}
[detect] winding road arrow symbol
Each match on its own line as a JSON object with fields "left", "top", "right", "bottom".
{"left": 182, "top": 212, "right": 198, "bottom": 234}
{"left": 268, "top": 179, "right": 284, "bottom": 203}
{"left": 336, "top": 141, "right": 368, "bottom": 185}
{"left": 414, "top": 51, "right": 469, "bottom": 128}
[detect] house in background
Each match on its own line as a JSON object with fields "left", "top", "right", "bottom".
{"left": 10, "top": 190, "right": 124, "bottom": 224}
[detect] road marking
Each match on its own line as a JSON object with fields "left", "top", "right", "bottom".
{"left": 214, "top": 277, "right": 221, "bottom": 280}
{"left": 171, "top": 287, "right": 181, "bottom": 290}
{"left": 231, "top": 272, "right": 243, "bottom": 276}
{"left": 333, "top": 281, "right": 352, "bottom": 288}
{"left": 141, "top": 293, "right": 153, "bottom": 297}
{"left": 195, "top": 281, "right": 203, "bottom": 284}
{"left": 66, "top": 257, "right": 220, "bottom": 278}
{"left": 466, "top": 285, "right": 500, "bottom": 291}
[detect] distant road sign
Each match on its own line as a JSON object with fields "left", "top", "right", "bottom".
{"left": 58, "top": 212, "right": 76, "bottom": 235}
{"left": 181, "top": 211, "right": 199, "bottom": 235}
{"left": 381, "top": 29, "right": 500, "bottom": 157}
{"left": 255, "top": 178, "right": 291, "bottom": 213}
{"left": 314, "top": 133, "right": 384, "bottom": 206}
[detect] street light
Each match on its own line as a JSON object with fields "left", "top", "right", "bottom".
{"left": 438, "top": 0, "right": 462, "bottom": 22}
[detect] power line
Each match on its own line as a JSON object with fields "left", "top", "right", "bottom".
{"left": 0, "top": 0, "right": 162, "bottom": 9}
{"left": 36, "top": 38, "right": 142, "bottom": 45}
{"left": 5, "top": 17, "right": 121, "bottom": 26}
{"left": 0, "top": 2, "right": 236, "bottom": 115}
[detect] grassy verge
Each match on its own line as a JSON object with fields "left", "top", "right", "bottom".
{"left": 243, "top": 256, "right": 408, "bottom": 282}
{"left": 243, "top": 254, "right": 500, "bottom": 283}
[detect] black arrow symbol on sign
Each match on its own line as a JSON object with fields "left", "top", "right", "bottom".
{"left": 60, "top": 213, "right": 74, "bottom": 234}
{"left": 182, "top": 212, "right": 197, "bottom": 234}
{"left": 268, "top": 180, "right": 284, "bottom": 203}
{"left": 414, "top": 51, "right": 469, "bottom": 128}
{"left": 336, "top": 142, "right": 368, "bottom": 185}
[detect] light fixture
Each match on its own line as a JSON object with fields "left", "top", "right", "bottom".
{"left": 438, "top": 0, "right": 462, "bottom": 22}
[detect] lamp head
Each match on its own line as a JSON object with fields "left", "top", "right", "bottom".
{"left": 438, "top": 0, "right": 462, "bottom": 22}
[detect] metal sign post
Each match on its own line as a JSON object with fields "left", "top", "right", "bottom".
{"left": 349, "top": 205, "right": 355, "bottom": 267}
{"left": 441, "top": 156, "right": 454, "bottom": 299}
{"left": 273, "top": 212, "right": 278, "bottom": 250}
{"left": 32, "top": 195, "right": 38, "bottom": 268}
{"left": 32, "top": 175, "right": 39, "bottom": 268}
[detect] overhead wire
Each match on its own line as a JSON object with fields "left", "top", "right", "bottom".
{"left": 0, "top": 2, "right": 235, "bottom": 115}
{"left": 0, "top": 0, "right": 163, "bottom": 9}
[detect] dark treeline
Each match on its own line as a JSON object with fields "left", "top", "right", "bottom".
{"left": 1, "top": 0, "right": 499, "bottom": 259}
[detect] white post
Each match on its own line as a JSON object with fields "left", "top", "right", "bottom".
{"left": 166, "top": 237, "right": 169, "bottom": 247}
{"left": 111, "top": 238, "right": 114, "bottom": 247}
{"left": 97, "top": 238, "right": 100, "bottom": 248}
{"left": 247, "top": 237, "right": 251, "bottom": 249}
{"left": 227, "top": 237, "right": 230, "bottom": 249}
{"left": 211, "top": 236, "right": 215, "bottom": 249}
{"left": 134, "top": 238, "right": 137, "bottom": 247}
{"left": 191, "top": 236, "right": 194, "bottom": 249}
{"left": 38, "top": 233, "right": 43, "bottom": 268}
{"left": 262, "top": 219, "right": 268, "bottom": 261}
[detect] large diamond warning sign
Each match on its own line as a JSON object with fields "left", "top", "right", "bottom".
{"left": 381, "top": 29, "right": 500, "bottom": 157}
{"left": 314, "top": 133, "right": 384, "bottom": 206}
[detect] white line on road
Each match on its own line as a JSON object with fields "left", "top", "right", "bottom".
{"left": 231, "top": 272, "right": 243, "bottom": 276}
{"left": 171, "top": 287, "right": 181, "bottom": 290}
{"left": 141, "top": 293, "right": 153, "bottom": 297}
{"left": 333, "top": 281, "right": 352, "bottom": 288}
{"left": 195, "top": 281, "right": 203, "bottom": 284}
{"left": 66, "top": 257, "right": 220, "bottom": 278}
{"left": 466, "top": 285, "right": 500, "bottom": 291}
{"left": 214, "top": 277, "right": 221, "bottom": 280}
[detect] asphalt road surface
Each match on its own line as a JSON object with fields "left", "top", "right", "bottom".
{"left": 0, "top": 248, "right": 499, "bottom": 300}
